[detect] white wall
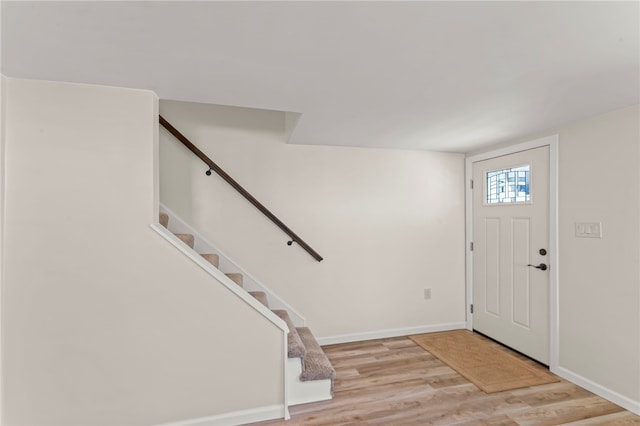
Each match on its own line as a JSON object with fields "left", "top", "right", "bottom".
{"left": 0, "top": 74, "right": 6, "bottom": 426}
{"left": 159, "top": 101, "right": 466, "bottom": 341}
{"left": 556, "top": 105, "right": 639, "bottom": 406}
{"left": 3, "top": 78, "right": 284, "bottom": 425}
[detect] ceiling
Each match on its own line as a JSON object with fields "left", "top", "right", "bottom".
{"left": 2, "top": 1, "right": 638, "bottom": 153}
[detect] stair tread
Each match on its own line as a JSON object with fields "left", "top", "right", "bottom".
{"left": 174, "top": 233, "right": 194, "bottom": 249}
{"left": 225, "top": 273, "right": 243, "bottom": 287}
{"left": 272, "top": 310, "right": 306, "bottom": 358}
{"left": 159, "top": 212, "right": 169, "bottom": 228}
{"left": 297, "top": 327, "right": 336, "bottom": 382}
{"left": 201, "top": 253, "right": 219, "bottom": 268}
{"left": 249, "top": 291, "right": 269, "bottom": 307}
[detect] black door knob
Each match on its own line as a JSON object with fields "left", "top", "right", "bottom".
{"left": 528, "top": 263, "right": 548, "bottom": 271}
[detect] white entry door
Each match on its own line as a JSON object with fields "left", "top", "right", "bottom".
{"left": 472, "top": 146, "right": 550, "bottom": 364}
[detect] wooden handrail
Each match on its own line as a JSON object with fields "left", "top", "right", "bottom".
{"left": 159, "top": 115, "right": 323, "bottom": 262}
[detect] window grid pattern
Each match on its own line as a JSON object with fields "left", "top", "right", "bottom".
{"left": 486, "top": 165, "right": 530, "bottom": 204}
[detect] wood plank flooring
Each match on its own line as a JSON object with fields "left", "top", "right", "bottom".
{"left": 250, "top": 335, "right": 640, "bottom": 426}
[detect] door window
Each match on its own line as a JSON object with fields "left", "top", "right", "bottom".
{"left": 485, "top": 165, "right": 530, "bottom": 204}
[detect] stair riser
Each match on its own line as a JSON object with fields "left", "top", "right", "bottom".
{"left": 226, "top": 273, "right": 243, "bottom": 287}
{"left": 250, "top": 291, "right": 269, "bottom": 308}
{"left": 201, "top": 254, "right": 220, "bottom": 268}
{"left": 286, "top": 358, "right": 333, "bottom": 405}
{"left": 159, "top": 212, "right": 169, "bottom": 228}
{"left": 273, "top": 310, "right": 306, "bottom": 358}
{"left": 174, "top": 233, "right": 195, "bottom": 249}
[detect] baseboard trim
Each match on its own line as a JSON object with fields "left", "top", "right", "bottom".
{"left": 316, "top": 322, "right": 466, "bottom": 346}
{"left": 555, "top": 366, "right": 640, "bottom": 415}
{"left": 157, "top": 404, "right": 285, "bottom": 426}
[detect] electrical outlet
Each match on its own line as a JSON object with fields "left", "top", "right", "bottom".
{"left": 424, "top": 288, "right": 431, "bottom": 300}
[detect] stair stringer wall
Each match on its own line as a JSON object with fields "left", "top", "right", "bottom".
{"left": 150, "top": 223, "right": 292, "bottom": 419}
{"left": 158, "top": 207, "right": 333, "bottom": 406}
{"left": 149, "top": 222, "right": 290, "bottom": 332}
{"left": 159, "top": 203, "right": 306, "bottom": 327}
{"left": 2, "top": 77, "right": 287, "bottom": 426}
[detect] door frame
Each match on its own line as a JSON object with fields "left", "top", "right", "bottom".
{"left": 465, "top": 134, "right": 559, "bottom": 372}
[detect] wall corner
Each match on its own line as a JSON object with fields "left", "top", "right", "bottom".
{"left": 151, "top": 93, "right": 160, "bottom": 222}
{"left": 0, "top": 73, "right": 7, "bottom": 426}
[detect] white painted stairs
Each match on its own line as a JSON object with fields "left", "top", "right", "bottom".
{"left": 157, "top": 210, "right": 336, "bottom": 408}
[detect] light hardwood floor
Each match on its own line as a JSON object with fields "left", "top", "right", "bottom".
{"left": 251, "top": 335, "right": 640, "bottom": 426}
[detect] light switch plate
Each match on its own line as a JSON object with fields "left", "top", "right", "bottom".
{"left": 575, "top": 222, "right": 602, "bottom": 238}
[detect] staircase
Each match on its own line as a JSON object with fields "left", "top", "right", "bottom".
{"left": 158, "top": 210, "right": 336, "bottom": 407}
